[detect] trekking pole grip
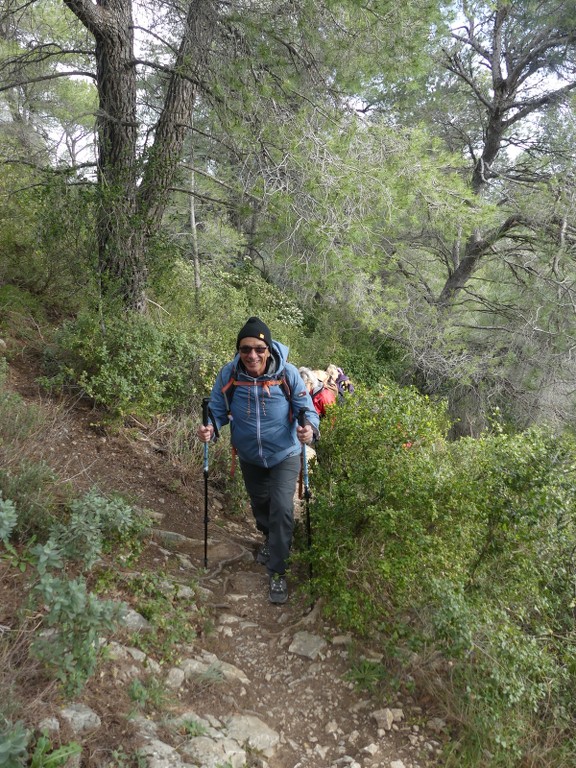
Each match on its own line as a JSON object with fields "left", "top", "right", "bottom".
{"left": 297, "top": 407, "right": 307, "bottom": 428}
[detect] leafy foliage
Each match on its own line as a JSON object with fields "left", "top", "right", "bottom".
{"left": 1, "top": 485, "right": 148, "bottom": 697}
{"left": 28, "top": 732, "right": 81, "bottom": 768}
{"left": 23, "top": 488, "right": 151, "bottom": 695}
{"left": 0, "top": 174, "right": 95, "bottom": 318}
{"left": 308, "top": 381, "right": 576, "bottom": 764}
{"left": 0, "top": 361, "right": 60, "bottom": 539}
{"left": 0, "top": 707, "right": 80, "bottom": 768}
{"left": 0, "top": 494, "right": 17, "bottom": 544}
{"left": 31, "top": 569, "right": 121, "bottom": 696}
{"left": 157, "top": 260, "right": 306, "bottom": 355}
{"left": 42, "top": 311, "right": 199, "bottom": 419}
{"left": 0, "top": 719, "right": 29, "bottom": 768}
{"left": 48, "top": 488, "right": 152, "bottom": 569}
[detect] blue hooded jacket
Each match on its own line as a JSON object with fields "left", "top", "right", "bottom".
{"left": 208, "top": 340, "right": 319, "bottom": 468}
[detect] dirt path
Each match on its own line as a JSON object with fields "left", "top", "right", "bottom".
{"left": 5, "top": 358, "right": 445, "bottom": 768}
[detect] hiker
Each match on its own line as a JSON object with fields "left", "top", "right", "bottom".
{"left": 326, "top": 364, "right": 355, "bottom": 402}
{"left": 196, "top": 317, "right": 319, "bottom": 605}
{"left": 298, "top": 367, "right": 337, "bottom": 418}
{"left": 313, "top": 368, "right": 339, "bottom": 398}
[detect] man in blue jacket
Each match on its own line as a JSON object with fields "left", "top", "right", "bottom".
{"left": 197, "top": 317, "right": 319, "bottom": 604}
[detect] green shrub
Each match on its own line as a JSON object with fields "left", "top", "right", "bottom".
{"left": 0, "top": 173, "right": 95, "bottom": 318}
{"left": 308, "top": 380, "right": 452, "bottom": 628}
{"left": 0, "top": 494, "right": 17, "bottom": 544}
{"left": 293, "top": 306, "right": 404, "bottom": 384}
{"left": 42, "top": 312, "right": 199, "bottom": 419}
{"left": 48, "top": 488, "right": 151, "bottom": 570}
{"left": 0, "top": 719, "right": 29, "bottom": 768}
{"left": 155, "top": 259, "right": 312, "bottom": 387}
{"left": 31, "top": 570, "right": 122, "bottom": 696}
{"left": 309, "top": 381, "right": 576, "bottom": 765}
{"left": 0, "top": 460, "right": 59, "bottom": 540}
{"left": 5, "top": 490, "right": 148, "bottom": 697}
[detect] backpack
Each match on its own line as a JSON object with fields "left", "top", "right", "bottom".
{"left": 323, "top": 379, "right": 339, "bottom": 397}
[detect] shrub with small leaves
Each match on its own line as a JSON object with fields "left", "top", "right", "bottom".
{"left": 31, "top": 570, "right": 122, "bottom": 696}
{"left": 48, "top": 488, "right": 151, "bottom": 570}
{"left": 41, "top": 311, "right": 198, "bottom": 419}
{"left": 0, "top": 494, "right": 17, "bottom": 544}
{"left": 309, "top": 382, "right": 576, "bottom": 766}
{"left": 0, "top": 719, "right": 29, "bottom": 768}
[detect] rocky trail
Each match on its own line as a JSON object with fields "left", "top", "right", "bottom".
{"left": 4, "top": 358, "right": 446, "bottom": 768}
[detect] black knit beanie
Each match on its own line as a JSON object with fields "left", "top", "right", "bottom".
{"left": 236, "top": 316, "right": 273, "bottom": 349}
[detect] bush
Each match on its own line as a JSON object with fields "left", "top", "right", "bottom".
{"left": 308, "top": 380, "right": 452, "bottom": 628}
{"left": 31, "top": 571, "right": 122, "bottom": 696}
{"left": 48, "top": 488, "right": 152, "bottom": 570}
{"left": 0, "top": 719, "right": 29, "bottom": 768}
{"left": 293, "top": 306, "right": 405, "bottom": 383}
{"left": 0, "top": 359, "right": 61, "bottom": 540}
{"left": 0, "top": 173, "right": 96, "bottom": 318}
{"left": 155, "top": 259, "right": 313, "bottom": 386}
{"left": 309, "top": 381, "right": 576, "bottom": 765}
{"left": 0, "top": 460, "right": 59, "bottom": 541}
{"left": 42, "top": 312, "right": 199, "bottom": 419}
{"left": 3, "top": 488, "right": 147, "bottom": 697}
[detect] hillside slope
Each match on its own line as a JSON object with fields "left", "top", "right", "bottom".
{"left": 2, "top": 355, "right": 446, "bottom": 768}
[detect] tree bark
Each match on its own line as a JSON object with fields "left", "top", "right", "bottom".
{"left": 63, "top": 0, "right": 216, "bottom": 311}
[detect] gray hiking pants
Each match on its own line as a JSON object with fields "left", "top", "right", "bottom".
{"left": 239, "top": 453, "right": 301, "bottom": 576}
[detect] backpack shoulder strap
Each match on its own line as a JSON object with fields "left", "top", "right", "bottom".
{"left": 221, "top": 367, "right": 291, "bottom": 419}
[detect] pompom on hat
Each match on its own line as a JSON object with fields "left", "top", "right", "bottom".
{"left": 236, "top": 316, "right": 273, "bottom": 349}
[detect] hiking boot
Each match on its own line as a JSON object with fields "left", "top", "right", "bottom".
{"left": 256, "top": 539, "right": 270, "bottom": 565}
{"left": 269, "top": 573, "right": 288, "bottom": 604}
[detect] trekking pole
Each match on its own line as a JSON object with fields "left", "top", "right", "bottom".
{"left": 298, "top": 408, "right": 313, "bottom": 580}
{"left": 202, "top": 397, "right": 210, "bottom": 569}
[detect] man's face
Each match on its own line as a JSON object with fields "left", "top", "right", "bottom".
{"left": 238, "top": 336, "right": 270, "bottom": 377}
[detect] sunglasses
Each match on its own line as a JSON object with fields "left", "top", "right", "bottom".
{"left": 239, "top": 345, "right": 268, "bottom": 354}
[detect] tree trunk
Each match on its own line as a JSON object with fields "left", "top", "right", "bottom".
{"left": 63, "top": 0, "right": 216, "bottom": 311}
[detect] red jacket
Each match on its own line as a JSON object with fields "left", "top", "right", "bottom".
{"left": 311, "top": 385, "right": 337, "bottom": 418}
